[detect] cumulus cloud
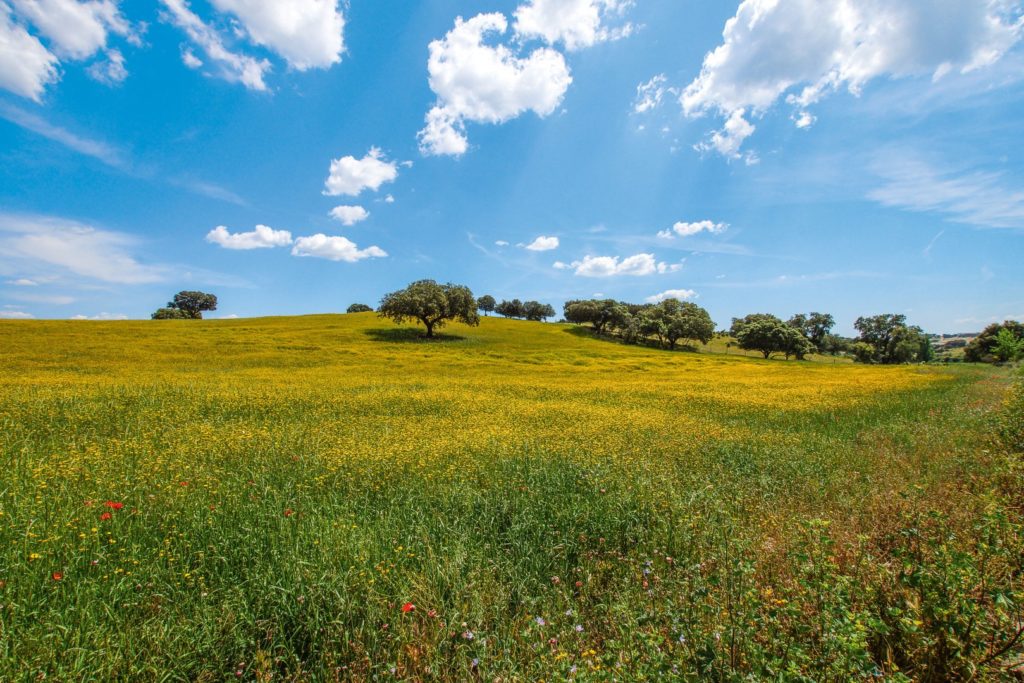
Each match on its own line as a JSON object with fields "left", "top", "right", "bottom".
{"left": 206, "top": 224, "right": 293, "bottom": 249}
{"left": 681, "top": 0, "right": 1023, "bottom": 157}
{"left": 568, "top": 253, "right": 670, "bottom": 277}
{"left": 291, "top": 234, "right": 386, "bottom": 262}
{"left": 0, "top": 213, "right": 167, "bottom": 284}
{"left": 209, "top": 0, "right": 345, "bottom": 70}
{"left": 86, "top": 48, "right": 127, "bottom": 85}
{"left": 657, "top": 219, "right": 729, "bottom": 239}
{"left": 645, "top": 288, "right": 697, "bottom": 303}
{"left": 633, "top": 74, "right": 667, "bottom": 113}
{"left": 0, "top": 5, "right": 59, "bottom": 100}
{"left": 324, "top": 147, "right": 398, "bottom": 196}
{"left": 418, "top": 13, "right": 572, "bottom": 156}
{"left": 160, "top": 0, "right": 271, "bottom": 91}
{"left": 0, "top": 310, "right": 34, "bottom": 319}
{"left": 513, "top": 0, "right": 633, "bottom": 51}
{"left": 71, "top": 312, "right": 128, "bottom": 320}
{"left": 495, "top": 240, "right": 510, "bottom": 246}
{"left": 6, "top": 278, "right": 38, "bottom": 285}
{"left": 523, "top": 235, "right": 559, "bottom": 251}
{"left": 9, "top": 0, "right": 133, "bottom": 60}
{"left": 181, "top": 47, "right": 202, "bottom": 68}
{"left": 0, "top": 0, "right": 136, "bottom": 99}
{"left": 329, "top": 205, "right": 369, "bottom": 226}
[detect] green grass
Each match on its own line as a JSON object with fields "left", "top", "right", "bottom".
{"left": 0, "top": 314, "right": 1021, "bottom": 681}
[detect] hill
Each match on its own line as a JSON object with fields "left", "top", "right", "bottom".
{"left": 0, "top": 314, "right": 1020, "bottom": 680}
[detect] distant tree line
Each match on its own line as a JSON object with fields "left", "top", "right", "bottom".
{"left": 964, "top": 321, "right": 1024, "bottom": 363}
{"left": 149, "top": 282, "right": 1014, "bottom": 366}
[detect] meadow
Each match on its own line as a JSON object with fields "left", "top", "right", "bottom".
{"left": 0, "top": 314, "right": 1021, "bottom": 681}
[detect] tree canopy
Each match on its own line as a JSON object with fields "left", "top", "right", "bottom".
{"left": 964, "top": 321, "right": 1024, "bottom": 363}
{"left": 346, "top": 303, "right": 373, "bottom": 313}
{"left": 853, "top": 314, "right": 928, "bottom": 364}
{"left": 476, "top": 295, "right": 496, "bottom": 316}
{"left": 152, "top": 291, "right": 217, "bottom": 320}
{"left": 378, "top": 280, "right": 479, "bottom": 338}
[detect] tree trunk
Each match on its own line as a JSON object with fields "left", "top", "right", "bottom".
{"left": 422, "top": 318, "right": 435, "bottom": 338}
{"left": 762, "top": 349, "right": 772, "bottom": 359}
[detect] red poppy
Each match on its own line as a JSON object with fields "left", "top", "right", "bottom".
{"left": 104, "top": 501, "right": 124, "bottom": 510}
{"left": 401, "top": 602, "right": 415, "bottom": 613}
{"left": 179, "top": 481, "right": 189, "bottom": 487}
{"left": 52, "top": 572, "right": 63, "bottom": 581}
{"left": 284, "top": 508, "right": 294, "bottom": 517}
{"left": 100, "top": 512, "right": 112, "bottom": 521}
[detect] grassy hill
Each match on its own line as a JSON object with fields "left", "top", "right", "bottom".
{"left": 0, "top": 314, "right": 1020, "bottom": 680}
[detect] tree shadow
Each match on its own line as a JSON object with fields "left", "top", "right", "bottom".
{"left": 363, "top": 327, "right": 466, "bottom": 343}
{"left": 561, "top": 325, "right": 702, "bottom": 352}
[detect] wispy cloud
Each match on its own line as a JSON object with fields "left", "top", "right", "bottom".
{"left": 0, "top": 213, "right": 169, "bottom": 285}
{"left": 0, "top": 102, "right": 125, "bottom": 167}
{"left": 869, "top": 155, "right": 1024, "bottom": 229}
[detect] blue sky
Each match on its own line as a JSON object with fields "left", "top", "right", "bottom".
{"left": 1, "top": 0, "right": 1022, "bottom": 334}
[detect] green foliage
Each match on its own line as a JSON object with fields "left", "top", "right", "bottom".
{"left": 734, "top": 315, "right": 791, "bottom": 359}
{"left": 563, "top": 299, "right": 626, "bottom": 334}
{"left": 523, "top": 301, "right": 556, "bottom": 322}
{"left": 166, "top": 290, "right": 217, "bottom": 319}
{"left": 495, "top": 298, "right": 525, "bottom": 318}
{"left": 346, "top": 303, "right": 373, "bottom": 314}
{"left": 150, "top": 307, "right": 188, "bottom": 320}
{"left": 788, "top": 312, "right": 836, "bottom": 351}
{"left": 854, "top": 314, "right": 928, "bottom": 364}
{"left": 377, "top": 279, "right": 479, "bottom": 337}
{"left": 476, "top": 295, "right": 496, "bottom": 315}
{"left": 965, "top": 321, "right": 1024, "bottom": 363}
{"left": 641, "top": 298, "right": 715, "bottom": 350}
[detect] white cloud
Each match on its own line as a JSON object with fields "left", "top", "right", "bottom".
{"left": 71, "top": 312, "right": 127, "bottom": 320}
{"left": 645, "top": 288, "right": 697, "bottom": 303}
{"left": 681, "top": 0, "right": 1023, "bottom": 156}
{"left": 0, "top": 5, "right": 58, "bottom": 100}
{"left": 206, "top": 224, "right": 293, "bottom": 249}
{"left": 323, "top": 147, "right": 398, "bottom": 196}
{"left": 329, "top": 205, "right": 369, "bottom": 226}
{"left": 0, "top": 310, "right": 34, "bottom": 319}
{"left": 694, "top": 108, "right": 757, "bottom": 162}
{"left": 291, "top": 234, "right": 386, "bottom": 262}
{"left": 868, "top": 155, "right": 1024, "bottom": 229}
{"left": 418, "top": 13, "right": 572, "bottom": 156}
{"left": 86, "top": 48, "right": 127, "bottom": 85}
{"left": 552, "top": 260, "right": 568, "bottom": 269}
{"left": 181, "top": 47, "right": 202, "bottom": 68}
{"left": 569, "top": 253, "right": 667, "bottom": 277}
{"left": 513, "top": 0, "right": 633, "bottom": 51}
{"left": 657, "top": 261, "right": 682, "bottom": 274}
{"left": 524, "top": 235, "right": 559, "bottom": 251}
{"left": 383, "top": 194, "right": 395, "bottom": 203}
{"left": 0, "top": 213, "right": 167, "bottom": 284}
{"left": 9, "top": 0, "right": 133, "bottom": 60}
{"left": 160, "top": 0, "right": 271, "bottom": 91}
{"left": 209, "top": 0, "right": 345, "bottom": 70}
{"left": 634, "top": 74, "right": 667, "bottom": 113}
{"left": 657, "top": 219, "right": 729, "bottom": 239}
{"left": 495, "top": 240, "right": 510, "bottom": 247}
{"left": 6, "top": 278, "right": 38, "bottom": 285}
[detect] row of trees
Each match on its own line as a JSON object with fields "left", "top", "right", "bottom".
{"left": 155, "top": 282, "right": 1015, "bottom": 366}
{"left": 487, "top": 297, "right": 556, "bottom": 322}
{"left": 564, "top": 298, "right": 715, "bottom": 350}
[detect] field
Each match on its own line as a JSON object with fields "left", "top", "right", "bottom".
{"left": 1, "top": 314, "right": 1022, "bottom": 681}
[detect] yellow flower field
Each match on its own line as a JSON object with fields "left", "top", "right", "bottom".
{"left": 0, "top": 314, "right": 1019, "bottom": 681}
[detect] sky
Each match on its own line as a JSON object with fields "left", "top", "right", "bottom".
{"left": 1, "top": 0, "right": 1023, "bottom": 335}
